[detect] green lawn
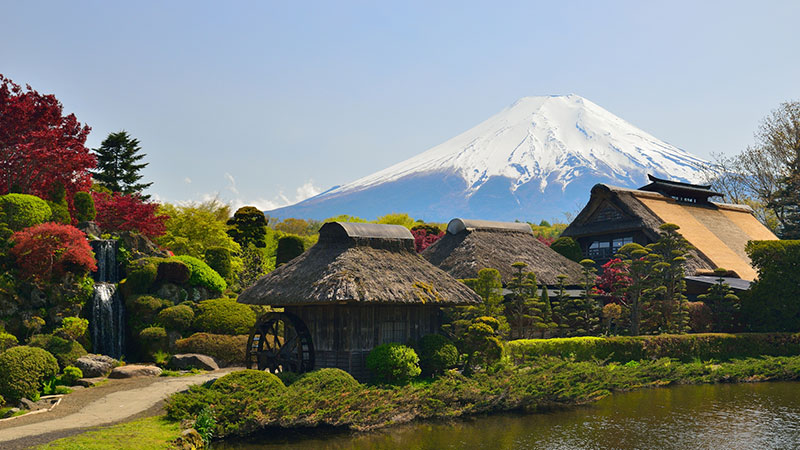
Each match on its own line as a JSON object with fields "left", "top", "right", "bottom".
{"left": 37, "top": 416, "right": 181, "bottom": 450}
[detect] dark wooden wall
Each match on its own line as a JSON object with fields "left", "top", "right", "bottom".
{"left": 285, "top": 304, "right": 441, "bottom": 380}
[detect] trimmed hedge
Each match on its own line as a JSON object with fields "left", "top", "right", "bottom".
{"left": 139, "top": 326, "right": 168, "bottom": 356}
{"left": 550, "top": 236, "right": 582, "bottom": 262}
{"left": 0, "top": 332, "right": 18, "bottom": 352}
{"left": 174, "top": 333, "right": 248, "bottom": 367}
{"left": 193, "top": 298, "right": 255, "bottom": 335}
{"left": 275, "top": 235, "right": 305, "bottom": 266}
{"left": 291, "top": 368, "right": 359, "bottom": 392}
{"left": 204, "top": 247, "right": 232, "bottom": 280}
{"left": 417, "top": 334, "right": 458, "bottom": 376}
{"left": 157, "top": 305, "right": 195, "bottom": 332}
{"left": 27, "top": 334, "right": 88, "bottom": 369}
{"left": 366, "top": 343, "right": 421, "bottom": 384}
{"left": 506, "top": 333, "right": 800, "bottom": 364}
{"left": 174, "top": 255, "right": 227, "bottom": 294}
{"left": 0, "top": 193, "right": 52, "bottom": 231}
{"left": 0, "top": 346, "right": 59, "bottom": 402}
{"left": 73, "top": 191, "right": 96, "bottom": 222}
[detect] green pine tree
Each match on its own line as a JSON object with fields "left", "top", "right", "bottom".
{"left": 698, "top": 267, "right": 740, "bottom": 332}
{"left": 647, "top": 223, "right": 692, "bottom": 333}
{"left": 505, "top": 262, "right": 547, "bottom": 339}
{"left": 92, "top": 131, "right": 152, "bottom": 197}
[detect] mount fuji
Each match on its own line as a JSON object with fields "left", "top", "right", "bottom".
{"left": 267, "top": 94, "right": 709, "bottom": 222}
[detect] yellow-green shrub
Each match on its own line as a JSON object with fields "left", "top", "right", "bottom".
{"left": 0, "top": 346, "right": 59, "bottom": 402}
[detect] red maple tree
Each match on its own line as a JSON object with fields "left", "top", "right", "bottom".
{"left": 0, "top": 74, "right": 95, "bottom": 202}
{"left": 10, "top": 222, "right": 97, "bottom": 281}
{"left": 596, "top": 258, "right": 632, "bottom": 304}
{"left": 411, "top": 228, "right": 444, "bottom": 253}
{"left": 92, "top": 191, "right": 168, "bottom": 238}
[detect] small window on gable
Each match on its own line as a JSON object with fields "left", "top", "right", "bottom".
{"left": 592, "top": 205, "right": 624, "bottom": 222}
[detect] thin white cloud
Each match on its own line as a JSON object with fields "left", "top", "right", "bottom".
{"left": 231, "top": 179, "right": 322, "bottom": 212}
{"left": 184, "top": 177, "right": 192, "bottom": 184}
{"left": 224, "top": 172, "right": 239, "bottom": 195}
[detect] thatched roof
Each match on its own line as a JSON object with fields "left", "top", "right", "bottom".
{"left": 238, "top": 222, "right": 481, "bottom": 306}
{"left": 422, "top": 218, "right": 584, "bottom": 286}
{"left": 562, "top": 183, "right": 778, "bottom": 280}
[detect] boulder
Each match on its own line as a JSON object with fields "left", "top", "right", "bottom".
{"left": 77, "top": 221, "right": 102, "bottom": 238}
{"left": 75, "top": 377, "right": 107, "bottom": 387}
{"left": 75, "top": 354, "right": 118, "bottom": 378}
{"left": 2, "top": 407, "right": 20, "bottom": 418}
{"left": 156, "top": 261, "right": 191, "bottom": 284}
{"left": 167, "top": 353, "right": 219, "bottom": 371}
{"left": 18, "top": 398, "right": 36, "bottom": 410}
{"left": 109, "top": 364, "right": 162, "bottom": 378}
{"left": 119, "top": 231, "right": 170, "bottom": 259}
{"left": 173, "top": 428, "right": 204, "bottom": 450}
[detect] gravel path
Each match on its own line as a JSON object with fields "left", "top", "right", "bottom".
{"left": 0, "top": 368, "right": 238, "bottom": 449}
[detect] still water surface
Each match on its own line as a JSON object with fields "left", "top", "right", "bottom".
{"left": 216, "top": 382, "right": 800, "bottom": 449}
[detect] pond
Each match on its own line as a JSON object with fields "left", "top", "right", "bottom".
{"left": 215, "top": 381, "right": 800, "bottom": 449}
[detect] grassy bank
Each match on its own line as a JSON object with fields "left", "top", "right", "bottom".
{"left": 36, "top": 416, "right": 181, "bottom": 450}
{"left": 165, "top": 354, "right": 800, "bottom": 440}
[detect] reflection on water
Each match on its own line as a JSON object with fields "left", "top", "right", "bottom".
{"left": 215, "top": 382, "right": 800, "bottom": 449}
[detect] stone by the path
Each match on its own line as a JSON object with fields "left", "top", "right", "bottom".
{"left": 167, "top": 353, "right": 219, "bottom": 371}
{"left": 174, "top": 428, "right": 204, "bottom": 450}
{"left": 75, "top": 377, "right": 106, "bottom": 388}
{"left": 75, "top": 354, "right": 118, "bottom": 378}
{"left": 2, "top": 408, "right": 20, "bottom": 418}
{"left": 109, "top": 365, "right": 162, "bottom": 379}
{"left": 18, "top": 399, "right": 36, "bottom": 410}
{"left": 18, "top": 397, "right": 57, "bottom": 411}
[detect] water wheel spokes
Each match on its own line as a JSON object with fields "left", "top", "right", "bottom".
{"left": 247, "top": 312, "right": 314, "bottom": 374}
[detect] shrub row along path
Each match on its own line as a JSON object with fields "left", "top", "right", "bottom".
{"left": 0, "top": 367, "right": 239, "bottom": 449}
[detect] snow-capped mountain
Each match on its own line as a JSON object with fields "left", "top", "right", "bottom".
{"left": 267, "top": 94, "right": 709, "bottom": 222}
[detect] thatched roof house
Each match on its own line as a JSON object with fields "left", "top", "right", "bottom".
{"left": 238, "top": 222, "right": 480, "bottom": 379}
{"left": 561, "top": 175, "right": 778, "bottom": 281}
{"left": 421, "top": 218, "right": 584, "bottom": 286}
{"left": 239, "top": 221, "right": 480, "bottom": 306}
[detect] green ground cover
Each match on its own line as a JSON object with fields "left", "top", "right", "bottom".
{"left": 36, "top": 416, "right": 181, "bottom": 450}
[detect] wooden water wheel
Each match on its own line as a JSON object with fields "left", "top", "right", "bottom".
{"left": 247, "top": 312, "right": 314, "bottom": 373}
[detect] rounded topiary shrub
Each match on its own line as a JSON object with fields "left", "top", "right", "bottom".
{"left": 0, "top": 193, "right": 52, "bottom": 231}
{"left": 61, "top": 366, "right": 83, "bottom": 386}
{"left": 0, "top": 346, "right": 59, "bottom": 402}
{"left": 156, "top": 259, "right": 191, "bottom": 284}
{"left": 125, "top": 259, "right": 160, "bottom": 294}
{"left": 174, "top": 333, "right": 247, "bottom": 367}
{"left": 73, "top": 191, "right": 96, "bottom": 222}
{"left": 138, "top": 326, "right": 168, "bottom": 356}
{"left": 417, "top": 334, "right": 459, "bottom": 376}
{"left": 0, "top": 332, "right": 19, "bottom": 352}
{"left": 27, "top": 334, "right": 88, "bottom": 369}
{"left": 550, "top": 237, "right": 583, "bottom": 262}
{"left": 127, "top": 295, "right": 171, "bottom": 324}
{"left": 174, "top": 255, "right": 227, "bottom": 294}
{"left": 193, "top": 298, "right": 256, "bottom": 335}
{"left": 366, "top": 343, "right": 421, "bottom": 384}
{"left": 292, "top": 368, "right": 361, "bottom": 392}
{"left": 275, "top": 235, "right": 305, "bottom": 266}
{"left": 212, "top": 369, "right": 285, "bottom": 395}
{"left": 157, "top": 304, "right": 195, "bottom": 332}
{"left": 204, "top": 247, "right": 232, "bottom": 280}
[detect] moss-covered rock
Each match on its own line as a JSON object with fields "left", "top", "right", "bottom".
{"left": 139, "top": 326, "right": 169, "bottom": 356}
{"left": 174, "top": 333, "right": 247, "bottom": 367}
{"left": 156, "top": 260, "right": 191, "bottom": 285}
{"left": 156, "top": 305, "right": 195, "bottom": 333}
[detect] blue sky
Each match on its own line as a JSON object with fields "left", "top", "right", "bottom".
{"left": 2, "top": 1, "right": 798, "bottom": 212}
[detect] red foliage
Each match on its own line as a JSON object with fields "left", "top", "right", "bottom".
{"left": 596, "top": 258, "right": 632, "bottom": 304}
{"left": 536, "top": 235, "right": 555, "bottom": 246}
{"left": 0, "top": 75, "right": 94, "bottom": 202}
{"left": 10, "top": 222, "right": 97, "bottom": 281}
{"left": 92, "top": 191, "right": 168, "bottom": 238}
{"left": 411, "top": 229, "right": 444, "bottom": 253}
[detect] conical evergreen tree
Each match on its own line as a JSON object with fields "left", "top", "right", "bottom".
{"left": 92, "top": 131, "right": 152, "bottom": 197}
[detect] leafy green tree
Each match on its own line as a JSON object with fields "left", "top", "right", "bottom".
{"left": 698, "top": 267, "right": 740, "bottom": 332}
{"left": 550, "top": 236, "right": 583, "bottom": 262}
{"left": 92, "top": 131, "right": 152, "bottom": 197}
{"left": 741, "top": 240, "right": 800, "bottom": 331}
{"left": 227, "top": 206, "right": 267, "bottom": 248}
{"left": 236, "top": 244, "right": 269, "bottom": 290}
{"left": 157, "top": 199, "right": 240, "bottom": 259}
{"left": 376, "top": 213, "right": 415, "bottom": 228}
{"left": 647, "top": 223, "right": 691, "bottom": 334}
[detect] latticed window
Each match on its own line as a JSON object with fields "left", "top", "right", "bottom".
{"left": 380, "top": 321, "right": 405, "bottom": 344}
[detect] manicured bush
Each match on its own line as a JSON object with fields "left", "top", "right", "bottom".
{"left": 60, "top": 366, "right": 83, "bottom": 386}
{"left": 417, "top": 334, "right": 459, "bottom": 376}
{"left": 0, "top": 332, "right": 18, "bottom": 352}
{"left": 174, "top": 255, "right": 227, "bottom": 294}
{"left": 174, "top": 333, "right": 248, "bottom": 367}
{"left": 213, "top": 369, "right": 285, "bottom": 395}
{"left": 47, "top": 200, "right": 71, "bottom": 224}
{"left": 157, "top": 305, "right": 195, "bottom": 332}
{"left": 506, "top": 333, "right": 800, "bottom": 364}
{"left": 27, "top": 334, "right": 88, "bottom": 369}
{"left": 275, "top": 235, "right": 305, "bottom": 266}
{"left": 204, "top": 247, "right": 232, "bottom": 279}
{"left": 54, "top": 317, "right": 90, "bottom": 347}
{"left": 127, "top": 295, "right": 171, "bottom": 324}
{"left": 156, "top": 259, "right": 191, "bottom": 284}
{"left": 73, "top": 191, "right": 96, "bottom": 222}
{"left": 193, "top": 298, "right": 255, "bottom": 335}
{"left": 10, "top": 222, "right": 97, "bottom": 281}
{"left": 550, "top": 236, "right": 583, "bottom": 262}
{"left": 0, "top": 346, "right": 59, "bottom": 402}
{"left": 124, "top": 258, "right": 159, "bottom": 294}
{"left": 139, "top": 326, "right": 168, "bottom": 356}
{"left": 292, "top": 368, "right": 360, "bottom": 392}
{"left": 0, "top": 193, "right": 52, "bottom": 231}
{"left": 688, "top": 301, "right": 713, "bottom": 333}
{"left": 366, "top": 343, "right": 421, "bottom": 384}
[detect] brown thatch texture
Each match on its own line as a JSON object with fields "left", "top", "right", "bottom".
{"left": 238, "top": 223, "right": 481, "bottom": 307}
{"left": 422, "top": 229, "right": 584, "bottom": 286}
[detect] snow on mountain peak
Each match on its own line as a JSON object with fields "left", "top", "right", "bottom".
{"left": 329, "top": 95, "right": 707, "bottom": 197}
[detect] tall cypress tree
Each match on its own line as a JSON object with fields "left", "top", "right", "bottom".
{"left": 92, "top": 131, "right": 152, "bottom": 197}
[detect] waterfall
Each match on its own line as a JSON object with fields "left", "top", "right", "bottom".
{"left": 90, "top": 240, "right": 124, "bottom": 358}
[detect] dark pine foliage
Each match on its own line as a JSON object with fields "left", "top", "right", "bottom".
{"left": 92, "top": 131, "right": 152, "bottom": 197}
{"left": 276, "top": 235, "right": 305, "bottom": 266}
{"left": 226, "top": 206, "right": 267, "bottom": 248}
